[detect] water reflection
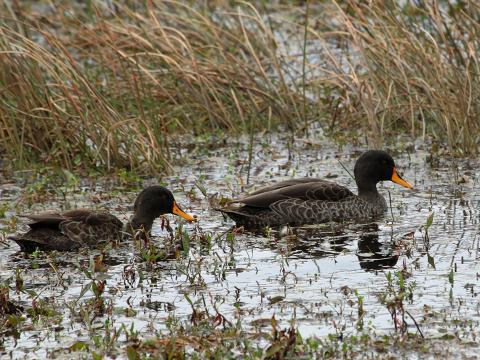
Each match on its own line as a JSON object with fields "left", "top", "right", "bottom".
{"left": 267, "top": 225, "right": 349, "bottom": 258}
{"left": 269, "top": 223, "right": 399, "bottom": 271}
{"left": 356, "top": 224, "right": 399, "bottom": 271}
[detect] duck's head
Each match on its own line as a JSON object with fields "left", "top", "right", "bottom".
{"left": 354, "top": 150, "right": 413, "bottom": 193}
{"left": 128, "top": 185, "right": 195, "bottom": 234}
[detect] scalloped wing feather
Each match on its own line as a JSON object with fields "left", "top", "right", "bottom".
{"left": 59, "top": 215, "right": 123, "bottom": 247}
{"left": 233, "top": 180, "right": 354, "bottom": 209}
{"left": 12, "top": 210, "right": 123, "bottom": 251}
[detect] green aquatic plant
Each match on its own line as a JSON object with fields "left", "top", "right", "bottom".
{"left": 378, "top": 271, "right": 421, "bottom": 338}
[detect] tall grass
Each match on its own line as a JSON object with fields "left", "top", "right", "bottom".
{"left": 0, "top": 1, "right": 479, "bottom": 173}
{"left": 0, "top": 1, "right": 302, "bottom": 172}
{"left": 308, "top": 1, "right": 480, "bottom": 152}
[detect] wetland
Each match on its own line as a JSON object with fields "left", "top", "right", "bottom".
{"left": 2, "top": 1, "right": 480, "bottom": 358}
{"left": 1, "top": 134, "right": 479, "bottom": 358}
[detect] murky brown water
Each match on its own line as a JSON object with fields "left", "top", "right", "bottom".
{"left": 1, "top": 132, "right": 479, "bottom": 358}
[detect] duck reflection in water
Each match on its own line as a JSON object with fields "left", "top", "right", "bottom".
{"left": 266, "top": 223, "right": 399, "bottom": 271}
{"left": 356, "top": 224, "right": 399, "bottom": 271}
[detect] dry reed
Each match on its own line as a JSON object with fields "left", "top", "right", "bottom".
{"left": 1, "top": 1, "right": 479, "bottom": 173}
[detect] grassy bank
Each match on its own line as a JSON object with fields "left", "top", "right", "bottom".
{"left": 1, "top": 1, "right": 479, "bottom": 173}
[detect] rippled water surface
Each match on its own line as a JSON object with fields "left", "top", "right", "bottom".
{"left": 1, "top": 134, "right": 479, "bottom": 358}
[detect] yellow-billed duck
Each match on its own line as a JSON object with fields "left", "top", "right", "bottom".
{"left": 219, "top": 150, "right": 412, "bottom": 228}
{"left": 9, "top": 186, "right": 194, "bottom": 252}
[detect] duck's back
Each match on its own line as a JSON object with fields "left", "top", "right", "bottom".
{"left": 222, "top": 178, "right": 371, "bottom": 227}
{"left": 232, "top": 178, "right": 354, "bottom": 207}
{"left": 9, "top": 209, "right": 123, "bottom": 252}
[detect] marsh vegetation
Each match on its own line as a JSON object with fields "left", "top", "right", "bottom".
{"left": 1, "top": 1, "right": 480, "bottom": 172}
{"left": 1, "top": 135, "right": 479, "bottom": 358}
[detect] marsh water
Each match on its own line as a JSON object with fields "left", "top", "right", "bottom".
{"left": 1, "top": 133, "right": 479, "bottom": 358}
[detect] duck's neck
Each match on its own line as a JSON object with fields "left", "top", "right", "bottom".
{"left": 356, "top": 181, "right": 380, "bottom": 200}
{"left": 127, "top": 213, "right": 155, "bottom": 234}
{"left": 357, "top": 181, "right": 388, "bottom": 213}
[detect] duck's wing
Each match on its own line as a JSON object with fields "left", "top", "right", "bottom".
{"left": 232, "top": 179, "right": 354, "bottom": 208}
{"left": 20, "top": 209, "right": 123, "bottom": 247}
{"left": 58, "top": 210, "right": 123, "bottom": 246}
{"left": 24, "top": 209, "right": 121, "bottom": 226}
{"left": 244, "top": 178, "right": 332, "bottom": 196}
{"left": 63, "top": 210, "right": 123, "bottom": 227}
{"left": 9, "top": 210, "right": 88, "bottom": 252}
{"left": 20, "top": 212, "right": 69, "bottom": 229}
{"left": 21, "top": 209, "right": 92, "bottom": 228}
{"left": 8, "top": 229, "right": 81, "bottom": 252}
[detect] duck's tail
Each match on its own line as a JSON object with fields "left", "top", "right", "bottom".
{"left": 7, "top": 235, "right": 38, "bottom": 253}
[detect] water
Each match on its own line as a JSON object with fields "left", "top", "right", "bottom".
{"left": 1, "top": 133, "right": 479, "bottom": 358}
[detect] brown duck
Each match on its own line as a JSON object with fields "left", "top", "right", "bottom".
{"left": 9, "top": 186, "right": 194, "bottom": 252}
{"left": 219, "top": 150, "right": 413, "bottom": 228}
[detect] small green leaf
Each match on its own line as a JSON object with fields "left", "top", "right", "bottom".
{"left": 184, "top": 293, "right": 193, "bottom": 306}
{"left": 194, "top": 181, "right": 207, "bottom": 197}
{"left": 63, "top": 169, "right": 79, "bottom": 187}
{"left": 268, "top": 296, "right": 284, "bottom": 304}
{"left": 182, "top": 231, "right": 190, "bottom": 255}
{"left": 426, "top": 212, "right": 434, "bottom": 229}
{"left": 448, "top": 269, "right": 454, "bottom": 285}
{"left": 78, "top": 282, "right": 92, "bottom": 300}
{"left": 427, "top": 254, "right": 436, "bottom": 269}
{"left": 92, "top": 352, "right": 103, "bottom": 360}
{"left": 126, "top": 346, "right": 140, "bottom": 360}
{"left": 69, "top": 341, "right": 89, "bottom": 352}
{"left": 7, "top": 315, "right": 24, "bottom": 327}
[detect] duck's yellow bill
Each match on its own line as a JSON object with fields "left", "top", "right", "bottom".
{"left": 391, "top": 167, "right": 413, "bottom": 189}
{"left": 172, "top": 202, "right": 195, "bottom": 222}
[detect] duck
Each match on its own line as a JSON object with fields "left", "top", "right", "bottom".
{"left": 8, "top": 186, "right": 195, "bottom": 252}
{"left": 218, "top": 150, "right": 413, "bottom": 228}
